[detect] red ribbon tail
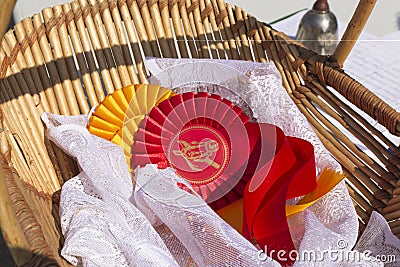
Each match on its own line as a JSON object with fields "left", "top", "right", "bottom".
{"left": 242, "top": 124, "right": 318, "bottom": 266}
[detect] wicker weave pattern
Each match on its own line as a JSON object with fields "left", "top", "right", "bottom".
{"left": 0, "top": 0, "right": 399, "bottom": 265}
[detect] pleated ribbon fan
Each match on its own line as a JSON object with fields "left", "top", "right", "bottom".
{"left": 87, "top": 84, "right": 173, "bottom": 164}
{"left": 131, "top": 92, "right": 256, "bottom": 210}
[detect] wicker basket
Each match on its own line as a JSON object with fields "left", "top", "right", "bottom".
{"left": 0, "top": 0, "right": 399, "bottom": 265}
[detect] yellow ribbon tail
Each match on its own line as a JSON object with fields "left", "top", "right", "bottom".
{"left": 215, "top": 169, "right": 346, "bottom": 231}
{"left": 286, "top": 168, "right": 346, "bottom": 217}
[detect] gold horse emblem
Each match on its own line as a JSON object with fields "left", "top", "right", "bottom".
{"left": 173, "top": 139, "right": 221, "bottom": 171}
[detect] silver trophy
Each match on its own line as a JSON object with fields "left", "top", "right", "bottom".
{"left": 295, "top": 0, "right": 339, "bottom": 55}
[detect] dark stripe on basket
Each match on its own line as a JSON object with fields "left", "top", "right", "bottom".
{"left": 231, "top": 19, "right": 244, "bottom": 34}
{"left": 261, "top": 39, "right": 272, "bottom": 50}
{"left": 278, "top": 49, "right": 287, "bottom": 60}
{"left": 247, "top": 23, "right": 259, "bottom": 39}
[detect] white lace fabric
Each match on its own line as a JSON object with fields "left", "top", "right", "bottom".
{"left": 41, "top": 58, "right": 399, "bottom": 266}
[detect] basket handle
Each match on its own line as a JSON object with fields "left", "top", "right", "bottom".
{"left": 330, "top": 0, "right": 377, "bottom": 66}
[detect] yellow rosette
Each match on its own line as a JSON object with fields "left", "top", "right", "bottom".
{"left": 87, "top": 84, "right": 173, "bottom": 166}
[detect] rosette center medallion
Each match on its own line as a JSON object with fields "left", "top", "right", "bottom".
{"left": 168, "top": 124, "right": 230, "bottom": 185}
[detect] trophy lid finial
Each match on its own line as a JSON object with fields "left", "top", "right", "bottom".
{"left": 313, "top": 0, "right": 329, "bottom": 12}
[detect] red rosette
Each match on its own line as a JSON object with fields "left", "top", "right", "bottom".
{"left": 131, "top": 92, "right": 257, "bottom": 210}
